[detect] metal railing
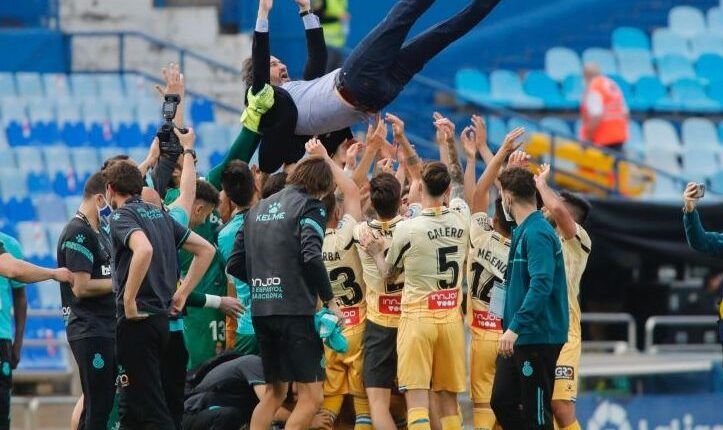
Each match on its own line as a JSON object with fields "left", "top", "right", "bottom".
{"left": 581, "top": 312, "right": 637, "bottom": 353}
{"left": 644, "top": 315, "right": 720, "bottom": 353}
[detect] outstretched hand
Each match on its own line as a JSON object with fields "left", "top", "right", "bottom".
{"left": 306, "top": 137, "right": 329, "bottom": 159}
{"left": 471, "top": 115, "right": 488, "bottom": 151}
{"left": 500, "top": 127, "right": 526, "bottom": 155}
{"left": 385, "top": 113, "right": 405, "bottom": 137}
{"left": 258, "top": 0, "right": 273, "bottom": 16}
{"left": 433, "top": 112, "right": 456, "bottom": 142}
{"left": 507, "top": 150, "right": 531, "bottom": 169}
{"left": 461, "top": 126, "right": 477, "bottom": 159}
{"left": 293, "top": 0, "right": 310, "bottom": 12}
{"left": 155, "top": 63, "right": 184, "bottom": 99}
{"left": 535, "top": 163, "right": 551, "bottom": 184}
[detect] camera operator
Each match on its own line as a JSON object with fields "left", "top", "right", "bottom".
{"left": 682, "top": 182, "right": 723, "bottom": 353}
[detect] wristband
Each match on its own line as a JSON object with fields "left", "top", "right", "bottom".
{"left": 204, "top": 294, "right": 222, "bottom": 309}
{"left": 299, "top": 9, "right": 311, "bottom": 17}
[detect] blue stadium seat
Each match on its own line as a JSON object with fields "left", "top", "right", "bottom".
{"left": 652, "top": 29, "right": 690, "bottom": 59}
{"left": 197, "top": 123, "right": 230, "bottom": 153}
{"left": 681, "top": 117, "right": 720, "bottom": 149}
{"left": 61, "top": 123, "right": 89, "bottom": 147}
{"left": 107, "top": 100, "right": 135, "bottom": 127}
{"left": 18, "top": 345, "right": 69, "bottom": 372}
{"left": 507, "top": 117, "right": 538, "bottom": 133}
{"left": 625, "top": 121, "right": 645, "bottom": 160}
{"left": 6, "top": 121, "right": 31, "bottom": 147}
{"left": 142, "top": 124, "right": 157, "bottom": 146}
{"left": 4, "top": 197, "right": 34, "bottom": 222}
{"left": 43, "top": 74, "right": 70, "bottom": 98}
{"left": 670, "top": 78, "right": 721, "bottom": 113}
{"left": 657, "top": 55, "right": 696, "bottom": 85}
{"left": 33, "top": 195, "right": 68, "bottom": 223}
{"left": 691, "top": 33, "right": 723, "bottom": 59}
{"left": 695, "top": 54, "right": 723, "bottom": 83}
{"left": 52, "top": 172, "right": 82, "bottom": 197}
{"left": 523, "top": 71, "right": 576, "bottom": 109}
{"left": 709, "top": 79, "right": 723, "bottom": 104}
{"left": 26, "top": 173, "right": 52, "bottom": 194}
{"left": 0, "top": 73, "right": 17, "bottom": 97}
{"left": 43, "top": 146, "right": 73, "bottom": 175}
{"left": 454, "top": 69, "right": 489, "bottom": 104}
{"left": 15, "top": 147, "right": 44, "bottom": 173}
{"left": 34, "top": 279, "right": 61, "bottom": 309}
{"left": 545, "top": 47, "right": 582, "bottom": 82}
{"left": 96, "top": 73, "right": 124, "bottom": 97}
{"left": 612, "top": 27, "right": 650, "bottom": 50}
{"left": 64, "top": 196, "right": 83, "bottom": 219}
{"left": 540, "top": 117, "right": 572, "bottom": 137}
{"left": 70, "top": 73, "right": 98, "bottom": 98}
{"left": 27, "top": 98, "right": 55, "bottom": 123}
{"left": 123, "top": 73, "right": 150, "bottom": 98}
{"left": 190, "top": 98, "right": 215, "bottom": 123}
{"left": 30, "top": 122, "right": 61, "bottom": 145}
{"left": 15, "top": 72, "right": 44, "bottom": 98}
{"left": 46, "top": 223, "right": 65, "bottom": 252}
{"left": 0, "top": 150, "right": 16, "bottom": 170}
{"left": 116, "top": 123, "right": 143, "bottom": 148}
{"left": 25, "top": 315, "right": 65, "bottom": 340}
{"left": 135, "top": 97, "right": 160, "bottom": 129}
{"left": 669, "top": 6, "right": 706, "bottom": 39}
{"left": 55, "top": 98, "right": 82, "bottom": 126}
{"left": 616, "top": 49, "right": 656, "bottom": 83}
{"left": 490, "top": 70, "right": 544, "bottom": 109}
{"left": 581, "top": 48, "right": 617, "bottom": 75}
{"left": 709, "top": 7, "right": 723, "bottom": 35}
{"left": 646, "top": 148, "right": 681, "bottom": 174}
{"left": 486, "top": 117, "right": 507, "bottom": 149}
{"left": 643, "top": 119, "right": 681, "bottom": 152}
{"left": 683, "top": 148, "right": 719, "bottom": 182}
{"left": 711, "top": 170, "right": 723, "bottom": 193}
{"left": 88, "top": 123, "right": 116, "bottom": 147}
{"left": 632, "top": 77, "right": 667, "bottom": 111}
{"left": 16, "top": 222, "right": 50, "bottom": 257}
{"left": 1, "top": 98, "right": 28, "bottom": 124}
{"left": 25, "top": 284, "right": 41, "bottom": 310}
{"left": 653, "top": 175, "right": 682, "bottom": 199}
{"left": 82, "top": 100, "right": 109, "bottom": 125}
{"left": 561, "top": 75, "right": 584, "bottom": 104}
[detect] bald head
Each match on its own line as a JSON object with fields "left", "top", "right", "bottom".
{"left": 583, "top": 63, "right": 601, "bottom": 84}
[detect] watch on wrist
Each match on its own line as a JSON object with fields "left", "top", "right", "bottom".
{"left": 183, "top": 149, "right": 197, "bottom": 160}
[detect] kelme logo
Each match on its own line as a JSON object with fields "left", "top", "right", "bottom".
{"left": 522, "top": 361, "right": 533, "bottom": 377}
{"left": 269, "top": 202, "right": 281, "bottom": 214}
{"left": 257, "top": 202, "right": 285, "bottom": 222}
{"left": 92, "top": 353, "right": 105, "bottom": 370}
{"left": 75, "top": 234, "right": 86, "bottom": 244}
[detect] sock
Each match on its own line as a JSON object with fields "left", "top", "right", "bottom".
{"left": 321, "top": 394, "right": 344, "bottom": 419}
{"left": 560, "top": 421, "right": 582, "bottom": 430}
{"left": 408, "top": 407, "right": 431, "bottom": 430}
{"left": 440, "top": 414, "right": 463, "bottom": 430}
{"left": 473, "top": 407, "right": 496, "bottom": 430}
{"left": 353, "top": 396, "right": 373, "bottom": 430}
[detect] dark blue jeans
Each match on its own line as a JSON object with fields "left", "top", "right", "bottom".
{"left": 339, "top": 0, "right": 501, "bottom": 111}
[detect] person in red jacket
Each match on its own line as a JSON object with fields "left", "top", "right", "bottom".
{"left": 579, "top": 64, "right": 629, "bottom": 152}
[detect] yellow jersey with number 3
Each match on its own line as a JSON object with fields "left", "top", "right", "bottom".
{"left": 466, "top": 212, "right": 510, "bottom": 335}
{"left": 386, "top": 199, "right": 470, "bottom": 323}
{"left": 323, "top": 214, "right": 367, "bottom": 330}
{"left": 353, "top": 216, "right": 405, "bottom": 328}
{"left": 560, "top": 223, "right": 591, "bottom": 340}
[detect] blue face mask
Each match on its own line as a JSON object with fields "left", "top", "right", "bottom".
{"left": 98, "top": 197, "right": 113, "bottom": 224}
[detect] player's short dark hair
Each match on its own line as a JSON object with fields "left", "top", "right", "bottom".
{"left": 262, "top": 172, "right": 287, "bottom": 199}
{"left": 83, "top": 171, "right": 106, "bottom": 199}
{"left": 493, "top": 197, "right": 514, "bottom": 237}
{"left": 101, "top": 154, "right": 130, "bottom": 172}
{"left": 560, "top": 191, "right": 591, "bottom": 224}
{"left": 421, "top": 161, "right": 451, "bottom": 197}
{"left": 102, "top": 160, "right": 143, "bottom": 196}
{"left": 195, "top": 180, "right": 220, "bottom": 207}
{"left": 370, "top": 173, "right": 401, "bottom": 219}
{"left": 222, "top": 161, "right": 255, "bottom": 208}
{"left": 498, "top": 167, "right": 536, "bottom": 204}
{"left": 322, "top": 192, "right": 338, "bottom": 215}
{"left": 287, "top": 156, "right": 335, "bottom": 198}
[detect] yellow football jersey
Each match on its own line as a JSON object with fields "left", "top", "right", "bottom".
{"left": 466, "top": 212, "right": 510, "bottom": 334}
{"left": 353, "top": 216, "right": 405, "bottom": 328}
{"left": 560, "top": 223, "right": 591, "bottom": 340}
{"left": 324, "top": 214, "right": 367, "bottom": 329}
{"left": 386, "top": 199, "right": 470, "bottom": 323}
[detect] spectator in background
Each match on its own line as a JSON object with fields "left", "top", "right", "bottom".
{"left": 682, "top": 183, "right": 723, "bottom": 354}
{"left": 579, "top": 64, "right": 629, "bottom": 152}
{"left": 313, "top": 0, "right": 350, "bottom": 71}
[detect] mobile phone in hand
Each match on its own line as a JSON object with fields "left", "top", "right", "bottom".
{"left": 694, "top": 183, "right": 706, "bottom": 199}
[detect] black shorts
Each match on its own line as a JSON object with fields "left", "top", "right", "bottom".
{"left": 362, "top": 320, "right": 398, "bottom": 389}
{"left": 252, "top": 315, "right": 324, "bottom": 383}
{"left": 182, "top": 406, "right": 242, "bottom": 430}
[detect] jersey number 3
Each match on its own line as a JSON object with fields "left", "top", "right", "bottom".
{"left": 329, "top": 267, "right": 363, "bottom": 306}
{"left": 437, "top": 246, "right": 459, "bottom": 289}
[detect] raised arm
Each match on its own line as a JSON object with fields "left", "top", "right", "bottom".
{"left": 352, "top": 118, "right": 386, "bottom": 187}
{"left": 535, "top": 164, "right": 577, "bottom": 240}
{"left": 168, "top": 128, "right": 197, "bottom": 219}
{"left": 385, "top": 113, "right": 421, "bottom": 182}
{"left": 683, "top": 182, "right": 723, "bottom": 258}
{"left": 443, "top": 121, "right": 465, "bottom": 201}
{"left": 296, "top": 0, "right": 328, "bottom": 80}
{"left": 472, "top": 115, "right": 494, "bottom": 166}
{"left": 461, "top": 126, "right": 477, "bottom": 204}
{"left": 252, "top": 0, "right": 274, "bottom": 94}
{"left": 433, "top": 112, "right": 451, "bottom": 164}
{"left": 471, "top": 127, "right": 525, "bottom": 214}
{"left": 154, "top": 63, "right": 186, "bottom": 128}
{"left": 307, "top": 138, "right": 362, "bottom": 221}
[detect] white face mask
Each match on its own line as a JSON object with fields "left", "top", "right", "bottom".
{"left": 502, "top": 196, "right": 514, "bottom": 223}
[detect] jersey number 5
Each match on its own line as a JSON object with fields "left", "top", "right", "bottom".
{"left": 437, "top": 246, "right": 459, "bottom": 289}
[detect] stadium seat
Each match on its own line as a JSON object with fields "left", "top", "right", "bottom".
{"left": 625, "top": 121, "right": 645, "bottom": 160}
{"left": 26, "top": 173, "right": 52, "bottom": 194}
{"left": 116, "top": 123, "right": 144, "bottom": 148}
{"left": 561, "top": 75, "right": 584, "bottom": 104}
{"left": 96, "top": 73, "right": 124, "bottom": 97}
{"left": 695, "top": 54, "right": 723, "bottom": 83}
{"left": 123, "top": 73, "right": 150, "bottom": 98}
{"left": 669, "top": 6, "right": 706, "bottom": 39}
{"left": 82, "top": 99, "right": 109, "bottom": 125}
{"left": 55, "top": 98, "right": 83, "bottom": 126}
{"left": 709, "top": 79, "right": 723, "bottom": 104}
{"left": 16, "top": 222, "right": 50, "bottom": 257}
{"left": 30, "top": 122, "right": 61, "bottom": 145}
{"left": 454, "top": 69, "right": 489, "bottom": 104}
{"left": 523, "top": 71, "right": 576, "bottom": 109}
{"left": 615, "top": 49, "right": 656, "bottom": 84}
{"left": 681, "top": 118, "right": 720, "bottom": 149}
{"left": 70, "top": 147, "right": 99, "bottom": 177}
{"left": 643, "top": 119, "right": 681, "bottom": 152}
{"left": 18, "top": 345, "right": 69, "bottom": 372}
{"left": 135, "top": 97, "right": 160, "bottom": 129}
{"left": 6, "top": 121, "right": 31, "bottom": 147}
{"left": 61, "top": 123, "right": 89, "bottom": 147}
{"left": 646, "top": 148, "right": 681, "bottom": 174}
{"left": 107, "top": 99, "right": 135, "bottom": 127}
{"left": 70, "top": 73, "right": 98, "bottom": 98}
{"left": 53, "top": 172, "right": 82, "bottom": 197}
{"left": 652, "top": 29, "right": 689, "bottom": 59}
{"left": 1, "top": 98, "right": 28, "bottom": 124}
{"left": 0, "top": 73, "right": 16, "bottom": 97}
{"left": 657, "top": 55, "right": 696, "bottom": 85}
{"left": 88, "top": 123, "right": 116, "bottom": 147}
{"left": 612, "top": 27, "right": 650, "bottom": 50}
{"left": 670, "top": 78, "right": 721, "bottom": 113}
{"left": 64, "top": 196, "right": 83, "bottom": 219}
{"left": 540, "top": 117, "right": 572, "bottom": 137}
{"left": 27, "top": 98, "right": 55, "bottom": 123}
{"left": 15, "top": 72, "right": 44, "bottom": 98}
{"left": 197, "top": 123, "right": 230, "bottom": 153}
{"left": 46, "top": 223, "right": 66, "bottom": 252}
{"left": 33, "top": 195, "right": 67, "bottom": 223}
{"left": 690, "top": 32, "right": 723, "bottom": 59}
{"left": 653, "top": 175, "right": 682, "bottom": 199}
{"left": 25, "top": 315, "right": 65, "bottom": 340}
{"left": 0, "top": 150, "right": 16, "bottom": 170}
{"left": 190, "top": 98, "right": 215, "bottom": 123}
{"left": 632, "top": 77, "right": 667, "bottom": 111}
{"left": 4, "top": 197, "right": 34, "bottom": 222}
{"left": 43, "top": 146, "right": 73, "bottom": 175}
{"left": 15, "top": 147, "right": 44, "bottom": 173}
{"left": 43, "top": 73, "right": 70, "bottom": 99}
{"left": 486, "top": 117, "right": 507, "bottom": 150}
{"left": 545, "top": 47, "right": 582, "bottom": 82}
{"left": 507, "top": 117, "right": 538, "bottom": 133}
{"left": 489, "top": 70, "right": 544, "bottom": 109}
{"left": 581, "top": 48, "right": 617, "bottom": 75}
{"left": 710, "top": 171, "right": 723, "bottom": 192}
{"left": 0, "top": 170, "right": 29, "bottom": 202}
{"left": 683, "top": 148, "right": 719, "bottom": 182}
{"left": 98, "top": 147, "right": 126, "bottom": 164}
{"left": 709, "top": 7, "right": 723, "bottom": 35}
